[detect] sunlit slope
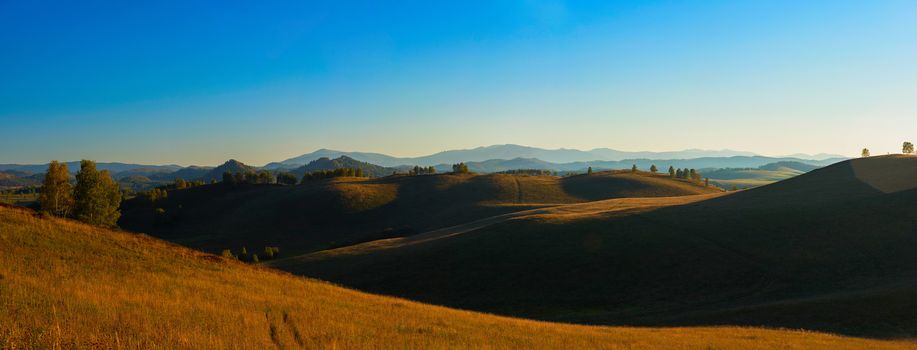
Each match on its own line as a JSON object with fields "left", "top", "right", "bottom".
{"left": 4, "top": 206, "right": 911, "bottom": 349}
{"left": 119, "top": 171, "right": 717, "bottom": 255}
{"left": 286, "top": 156, "right": 917, "bottom": 338}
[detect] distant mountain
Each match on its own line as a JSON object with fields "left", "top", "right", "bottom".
{"left": 780, "top": 153, "right": 848, "bottom": 160}
{"left": 266, "top": 145, "right": 766, "bottom": 168}
{"left": 0, "top": 162, "right": 181, "bottom": 175}
{"left": 288, "top": 156, "right": 397, "bottom": 178}
{"left": 437, "top": 156, "right": 846, "bottom": 174}
{"left": 150, "top": 166, "right": 213, "bottom": 181}
{"left": 198, "top": 160, "right": 256, "bottom": 182}
{"left": 265, "top": 149, "right": 406, "bottom": 169}
{"left": 758, "top": 161, "right": 822, "bottom": 173}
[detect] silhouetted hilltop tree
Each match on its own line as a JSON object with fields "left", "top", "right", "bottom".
{"left": 904, "top": 142, "right": 914, "bottom": 154}
{"left": 39, "top": 160, "right": 73, "bottom": 217}
{"left": 587, "top": 167, "right": 593, "bottom": 175}
{"left": 861, "top": 148, "right": 870, "bottom": 157}
{"left": 631, "top": 164, "right": 637, "bottom": 173}
{"left": 668, "top": 166, "right": 675, "bottom": 177}
{"left": 650, "top": 165, "right": 657, "bottom": 173}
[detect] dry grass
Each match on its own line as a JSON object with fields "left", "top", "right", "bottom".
{"left": 1, "top": 206, "right": 913, "bottom": 349}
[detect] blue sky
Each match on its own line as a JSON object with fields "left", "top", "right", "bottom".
{"left": 1, "top": 0, "right": 916, "bottom": 165}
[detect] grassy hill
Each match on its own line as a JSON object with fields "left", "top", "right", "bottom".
{"left": 119, "top": 170, "right": 718, "bottom": 256}
{"left": 1, "top": 205, "right": 912, "bottom": 349}
{"left": 278, "top": 156, "right": 917, "bottom": 338}
{"left": 705, "top": 161, "right": 823, "bottom": 189}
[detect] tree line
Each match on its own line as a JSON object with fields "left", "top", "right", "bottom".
{"left": 39, "top": 160, "right": 122, "bottom": 227}
{"left": 301, "top": 167, "right": 365, "bottom": 181}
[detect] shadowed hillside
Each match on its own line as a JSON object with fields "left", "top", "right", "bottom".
{"left": 119, "top": 171, "right": 718, "bottom": 255}
{"left": 279, "top": 156, "right": 917, "bottom": 338}
{"left": 6, "top": 205, "right": 912, "bottom": 349}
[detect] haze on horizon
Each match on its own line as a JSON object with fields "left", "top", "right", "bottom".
{"left": 2, "top": 1, "right": 916, "bottom": 166}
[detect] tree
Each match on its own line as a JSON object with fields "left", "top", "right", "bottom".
{"left": 587, "top": 167, "right": 593, "bottom": 175}
{"left": 704, "top": 177, "right": 709, "bottom": 187}
{"left": 904, "top": 142, "right": 914, "bottom": 155}
{"left": 73, "top": 160, "right": 121, "bottom": 227}
{"left": 452, "top": 163, "right": 469, "bottom": 174}
{"left": 675, "top": 168, "right": 684, "bottom": 179}
{"left": 276, "top": 172, "right": 298, "bottom": 185}
{"left": 257, "top": 170, "right": 273, "bottom": 184}
{"left": 650, "top": 165, "right": 657, "bottom": 173}
{"left": 39, "top": 160, "right": 74, "bottom": 217}
{"left": 222, "top": 171, "right": 234, "bottom": 185}
{"left": 668, "top": 166, "right": 675, "bottom": 178}
{"left": 631, "top": 164, "right": 637, "bottom": 173}
{"left": 861, "top": 148, "right": 870, "bottom": 157}
{"left": 689, "top": 169, "right": 698, "bottom": 181}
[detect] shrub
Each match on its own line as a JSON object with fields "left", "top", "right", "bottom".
{"left": 221, "top": 249, "right": 235, "bottom": 259}
{"left": 252, "top": 254, "right": 259, "bottom": 263}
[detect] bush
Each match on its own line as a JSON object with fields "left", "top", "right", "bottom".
{"left": 252, "top": 254, "right": 259, "bottom": 263}
{"left": 221, "top": 249, "right": 235, "bottom": 259}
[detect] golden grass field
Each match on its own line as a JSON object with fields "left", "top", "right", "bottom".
{"left": 2, "top": 205, "right": 915, "bottom": 349}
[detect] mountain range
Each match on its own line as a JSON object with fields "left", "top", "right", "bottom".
{"left": 264, "top": 144, "right": 846, "bottom": 169}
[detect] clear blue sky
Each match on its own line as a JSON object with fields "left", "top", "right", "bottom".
{"left": 1, "top": 1, "right": 915, "bottom": 166}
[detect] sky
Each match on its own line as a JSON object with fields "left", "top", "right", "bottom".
{"left": 1, "top": 0, "right": 916, "bottom": 166}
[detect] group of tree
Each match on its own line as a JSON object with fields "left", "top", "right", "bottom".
{"left": 276, "top": 172, "right": 298, "bottom": 185}
{"left": 498, "top": 169, "right": 556, "bottom": 176}
{"left": 222, "top": 170, "right": 275, "bottom": 186}
{"left": 221, "top": 246, "right": 280, "bottom": 263}
{"left": 672, "top": 167, "right": 702, "bottom": 181}
{"left": 408, "top": 166, "right": 436, "bottom": 176}
{"left": 39, "top": 160, "right": 122, "bottom": 227}
{"left": 301, "top": 167, "right": 365, "bottom": 181}
{"left": 451, "top": 163, "right": 470, "bottom": 174}
{"left": 171, "top": 178, "right": 205, "bottom": 190}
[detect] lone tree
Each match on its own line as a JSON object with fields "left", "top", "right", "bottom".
{"left": 904, "top": 142, "right": 914, "bottom": 155}
{"left": 650, "top": 165, "right": 657, "bottom": 173}
{"left": 39, "top": 160, "right": 74, "bottom": 217}
{"left": 73, "top": 160, "right": 122, "bottom": 227}
{"left": 587, "top": 167, "right": 593, "bottom": 175}
{"left": 631, "top": 164, "right": 637, "bottom": 173}
{"left": 861, "top": 148, "right": 870, "bottom": 157}
{"left": 668, "top": 166, "right": 675, "bottom": 178}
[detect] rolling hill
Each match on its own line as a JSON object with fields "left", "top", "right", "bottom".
{"left": 288, "top": 156, "right": 398, "bottom": 178}
{"left": 119, "top": 171, "right": 719, "bottom": 256}
{"left": 276, "top": 155, "right": 917, "bottom": 338}
{"left": 2, "top": 205, "right": 908, "bottom": 349}
{"left": 704, "top": 161, "right": 824, "bottom": 189}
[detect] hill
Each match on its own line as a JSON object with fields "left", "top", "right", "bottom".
{"left": 1, "top": 205, "right": 911, "bottom": 349}
{"left": 197, "top": 159, "right": 256, "bottom": 182}
{"left": 119, "top": 171, "right": 719, "bottom": 256}
{"left": 705, "top": 161, "right": 824, "bottom": 189}
{"left": 278, "top": 156, "right": 917, "bottom": 338}
{"left": 288, "top": 156, "right": 397, "bottom": 178}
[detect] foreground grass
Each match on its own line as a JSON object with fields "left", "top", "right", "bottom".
{"left": 1, "top": 206, "right": 912, "bottom": 349}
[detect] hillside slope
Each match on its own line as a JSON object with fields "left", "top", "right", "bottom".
{"left": 119, "top": 171, "right": 718, "bottom": 255}
{"left": 4, "top": 206, "right": 912, "bottom": 349}
{"left": 282, "top": 156, "right": 917, "bottom": 338}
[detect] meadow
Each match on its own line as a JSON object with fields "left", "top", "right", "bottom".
{"left": 2, "top": 205, "right": 914, "bottom": 349}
